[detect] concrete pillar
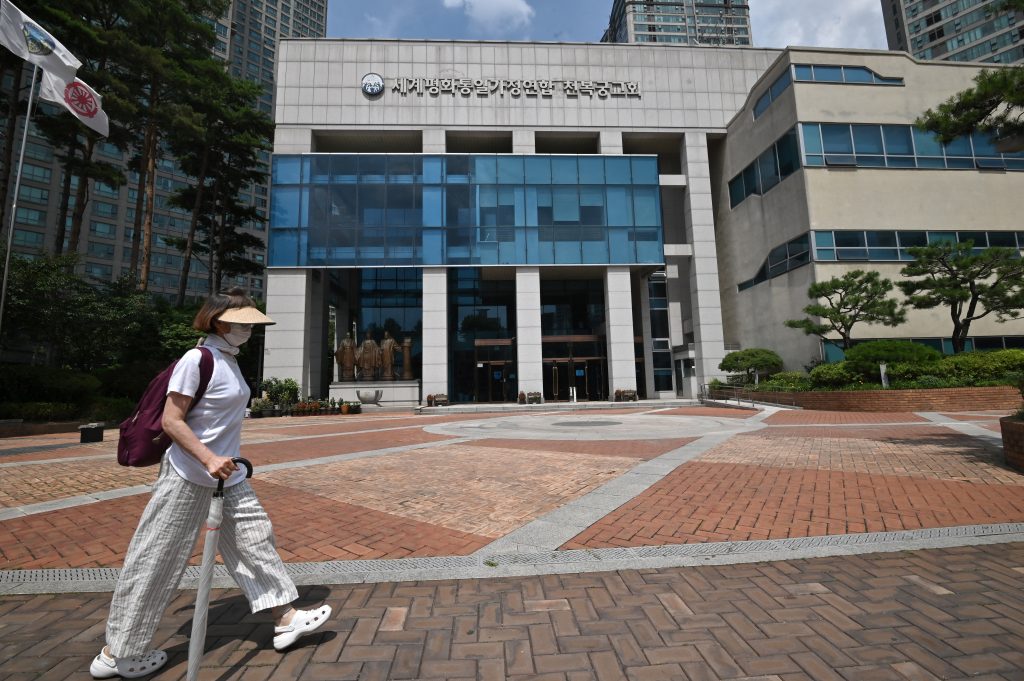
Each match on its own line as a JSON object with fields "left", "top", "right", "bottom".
{"left": 423, "top": 129, "right": 446, "bottom": 153}
{"left": 605, "top": 266, "right": 636, "bottom": 395}
{"left": 599, "top": 130, "right": 623, "bottom": 155}
{"left": 512, "top": 130, "right": 535, "bottom": 154}
{"left": 421, "top": 267, "right": 449, "bottom": 398}
{"left": 515, "top": 267, "right": 543, "bottom": 396}
{"left": 681, "top": 134, "right": 727, "bottom": 387}
{"left": 264, "top": 269, "right": 316, "bottom": 397}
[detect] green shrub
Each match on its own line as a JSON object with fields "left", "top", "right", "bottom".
{"left": 936, "top": 349, "right": 1024, "bottom": 383}
{"left": 260, "top": 377, "right": 300, "bottom": 405}
{"left": 86, "top": 397, "right": 135, "bottom": 423}
{"left": 0, "top": 364, "right": 101, "bottom": 405}
{"left": 908, "top": 375, "right": 949, "bottom": 389}
{"left": 94, "top": 360, "right": 168, "bottom": 399}
{"left": 719, "top": 348, "right": 784, "bottom": 384}
{"left": 0, "top": 402, "right": 80, "bottom": 422}
{"left": 809, "top": 362, "right": 858, "bottom": 388}
{"left": 844, "top": 340, "right": 942, "bottom": 379}
{"left": 757, "top": 371, "right": 812, "bottom": 391}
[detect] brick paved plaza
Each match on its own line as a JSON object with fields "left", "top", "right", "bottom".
{"left": 1, "top": 404, "right": 1023, "bottom": 679}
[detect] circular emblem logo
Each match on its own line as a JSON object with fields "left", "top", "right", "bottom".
{"left": 361, "top": 73, "right": 384, "bottom": 97}
{"left": 64, "top": 82, "right": 98, "bottom": 118}
{"left": 22, "top": 22, "right": 55, "bottom": 56}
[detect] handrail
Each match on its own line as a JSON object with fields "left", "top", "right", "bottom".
{"left": 700, "top": 384, "right": 800, "bottom": 408}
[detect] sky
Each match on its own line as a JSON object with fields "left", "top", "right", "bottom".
{"left": 326, "top": 0, "right": 889, "bottom": 50}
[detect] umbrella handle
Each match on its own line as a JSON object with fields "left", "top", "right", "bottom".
{"left": 215, "top": 457, "right": 254, "bottom": 494}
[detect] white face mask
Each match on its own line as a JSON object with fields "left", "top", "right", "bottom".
{"left": 223, "top": 323, "right": 252, "bottom": 347}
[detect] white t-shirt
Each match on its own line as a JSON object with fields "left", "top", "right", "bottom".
{"left": 166, "top": 341, "right": 250, "bottom": 487}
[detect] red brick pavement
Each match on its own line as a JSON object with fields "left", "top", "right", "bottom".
{"left": 2, "top": 543, "right": 1024, "bottom": 680}
{"left": 763, "top": 410, "right": 928, "bottom": 425}
{"left": 0, "top": 478, "right": 494, "bottom": 569}
{"left": 471, "top": 438, "right": 697, "bottom": 460}
{"left": 238, "top": 429, "right": 456, "bottom": 466}
{"left": 655, "top": 407, "right": 759, "bottom": 418}
{"left": 758, "top": 424, "right": 971, "bottom": 440}
{"left": 563, "top": 461, "right": 1024, "bottom": 549}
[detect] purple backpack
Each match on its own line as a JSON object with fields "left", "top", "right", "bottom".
{"left": 117, "top": 346, "right": 214, "bottom": 467}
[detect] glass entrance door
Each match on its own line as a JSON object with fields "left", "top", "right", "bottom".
{"left": 475, "top": 361, "right": 512, "bottom": 403}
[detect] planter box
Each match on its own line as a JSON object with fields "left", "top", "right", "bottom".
{"left": 710, "top": 385, "right": 1021, "bottom": 412}
{"left": 1002, "top": 416, "right": 1024, "bottom": 472}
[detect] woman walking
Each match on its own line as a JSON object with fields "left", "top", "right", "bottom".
{"left": 91, "top": 288, "right": 331, "bottom": 679}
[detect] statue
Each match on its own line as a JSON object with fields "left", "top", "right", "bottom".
{"left": 335, "top": 332, "right": 356, "bottom": 381}
{"left": 355, "top": 333, "right": 380, "bottom": 381}
{"left": 379, "top": 331, "right": 398, "bottom": 380}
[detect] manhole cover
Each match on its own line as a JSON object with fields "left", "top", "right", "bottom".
{"left": 553, "top": 421, "right": 620, "bottom": 427}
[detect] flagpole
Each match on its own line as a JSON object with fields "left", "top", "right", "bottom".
{"left": 0, "top": 63, "right": 39, "bottom": 346}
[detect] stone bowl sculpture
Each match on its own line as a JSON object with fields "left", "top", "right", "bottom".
{"left": 357, "top": 389, "right": 383, "bottom": 406}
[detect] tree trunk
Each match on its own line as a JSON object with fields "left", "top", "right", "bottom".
{"left": 138, "top": 124, "right": 159, "bottom": 292}
{"left": 52, "top": 150, "right": 75, "bottom": 255}
{"left": 175, "top": 144, "right": 210, "bottom": 307}
{"left": 0, "top": 64, "right": 24, "bottom": 234}
{"left": 67, "top": 137, "right": 96, "bottom": 255}
{"left": 127, "top": 142, "right": 148, "bottom": 284}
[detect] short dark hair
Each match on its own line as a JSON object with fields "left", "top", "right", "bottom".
{"left": 192, "top": 287, "right": 256, "bottom": 332}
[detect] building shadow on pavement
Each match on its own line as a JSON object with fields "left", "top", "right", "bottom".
{"left": 167, "top": 585, "right": 335, "bottom": 680}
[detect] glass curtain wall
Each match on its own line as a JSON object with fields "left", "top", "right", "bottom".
{"left": 353, "top": 268, "right": 423, "bottom": 381}
{"left": 448, "top": 269, "right": 517, "bottom": 404}
{"left": 540, "top": 279, "right": 608, "bottom": 402}
{"left": 269, "top": 154, "right": 664, "bottom": 267}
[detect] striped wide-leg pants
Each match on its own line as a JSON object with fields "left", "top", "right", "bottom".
{"left": 106, "top": 461, "right": 299, "bottom": 657}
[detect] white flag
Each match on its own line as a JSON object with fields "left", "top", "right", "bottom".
{"left": 40, "top": 70, "right": 109, "bottom": 137}
{"left": 0, "top": 0, "right": 79, "bottom": 82}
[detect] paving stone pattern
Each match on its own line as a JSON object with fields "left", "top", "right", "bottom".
{"left": 2, "top": 543, "right": 1024, "bottom": 680}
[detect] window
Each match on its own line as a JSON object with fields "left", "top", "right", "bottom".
{"left": 728, "top": 127, "right": 802, "bottom": 208}
{"left": 15, "top": 207, "right": 45, "bottom": 225}
{"left": 90, "top": 221, "right": 117, "bottom": 238}
{"left": 93, "top": 202, "right": 118, "bottom": 218}
{"left": 12, "top": 229, "right": 43, "bottom": 247}
{"left": 813, "top": 229, "right": 1022, "bottom": 261}
{"left": 22, "top": 164, "right": 51, "bottom": 183}
{"left": 801, "top": 123, "right": 1024, "bottom": 171}
{"left": 18, "top": 185, "right": 48, "bottom": 204}
{"left": 738, "top": 233, "right": 811, "bottom": 290}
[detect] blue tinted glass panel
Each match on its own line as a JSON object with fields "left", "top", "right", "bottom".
{"left": 770, "top": 69, "right": 792, "bottom": 98}
{"left": 801, "top": 124, "right": 823, "bottom": 154}
{"left": 843, "top": 66, "right": 873, "bottom": 83}
{"left": 359, "top": 156, "right": 386, "bottom": 181}
{"left": 899, "top": 231, "right": 927, "bottom": 247}
{"left": 988, "top": 231, "right": 1016, "bottom": 247}
{"left": 631, "top": 157, "right": 659, "bottom": 184}
{"left": 794, "top": 65, "right": 813, "bottom": 81}
{"left": 273, "top": 156, "right": 301, "bottom": 184}
{"left": 333, "top": 156, "right": 358, "bottom": 182}
{"left": 271, "top": 187, "right": 301, "bottom": 227}
{"left": 834, "top": 231, "right": 865, "bottom": 247}
{"left": 605, "top": 157, "right": 631, "bottom": 184}
{"left": 473, "top": 156, "right": 497, "bottom": 184}
{"left": 578, "top": 157, "right": 604, "bottom": 184}
{"left": 852, "top": 125, "right": 884, "bottom": 154}
{"left": 422, "top": 156, "right": 443, "bottom": 183}
{"left": 753, "top": 92, "right": 771, "bottom": 118}
{"left": 913, "top": 128, "right": 943, "bottom": 157}
{"left": 633, "top": 187, "right": 660, "bottom": 226}
{"left": 928, "top": 232, "right": 956, "bottom": 244}
{"left": 813, "top": 231, "right": 835, "bottom": 247}
{"left": 944, "top": 136, "right": 973, "bottom": 157}
{"left": 728, "top": 177, "right": 745, "bottom": 208}
{"left": 309, "top": 156, "right": 331, "bottom": 183}
{"left": 607, "top": 187, "right": 634, "bottom": 225}
{"left": 883, "top": 125, "right": 913, "bottom": 155}
{"left": 777, "top": 129, "right": 801, "bottom": 176}
{"left": 821, "top": 124, "right": 853, "bottom": 153}
{"left": 551, "top": 157, "right": 577, "bottom": 184}
{"left": 815, "top": 65, "right": 843, "bottom": 82}
{"left": 972, "top": 131, "right": 1000, "bottom": 156}
{"left": 497, "top": 156, "right": 524, "bottom": 184}
{"left": 524, "top": 156, "right": 551, "bottom": 183}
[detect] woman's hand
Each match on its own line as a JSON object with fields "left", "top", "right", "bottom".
{"left": 205, "top": 455, "right": 238, "bottom": 480}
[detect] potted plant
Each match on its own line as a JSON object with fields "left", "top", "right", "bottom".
{"left": 426, "top": 394, "right": 435, "bottom": 407}
{"left": 341, "top": 401, "right": 350, "bottom": 415}
{"left": 434, "top": 393, "right": 449, "bottom": 406}
{"left": 348, "top": 401, "right": 362, "bottom": 414}
{"left": 518, "top": 391, "right": 526, "bottom": 405}
{"left": 1001, "top": 379, "right": 1024, "bottom": 471}
{"left": 614, "top": 389, "right": 622, "bottom": 402}
{"left": 527, "top": 391, "right": 541, "bottom": 404}
{"left": 250, "top": 397, "right": 270, "bottom": 418}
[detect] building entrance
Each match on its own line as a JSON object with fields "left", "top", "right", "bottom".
{"left": 473, "top": 339, "right": 516, "bottom": 403}
{"left": 541, "top": 335, "right": 606, "bottom": 402}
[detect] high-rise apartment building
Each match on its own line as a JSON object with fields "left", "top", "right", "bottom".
{"left": 1, "top": 0, "right": 326, "bottom": 301}
{"left": 601, "top": 0, "right": 751, "bottom": 46}
{"left": 882, "top": 0, "right": 1024, "bottom": 63}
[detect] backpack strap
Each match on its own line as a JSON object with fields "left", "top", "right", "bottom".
{"left": 189, "top": 346, "right": 215, "bottom": 412}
